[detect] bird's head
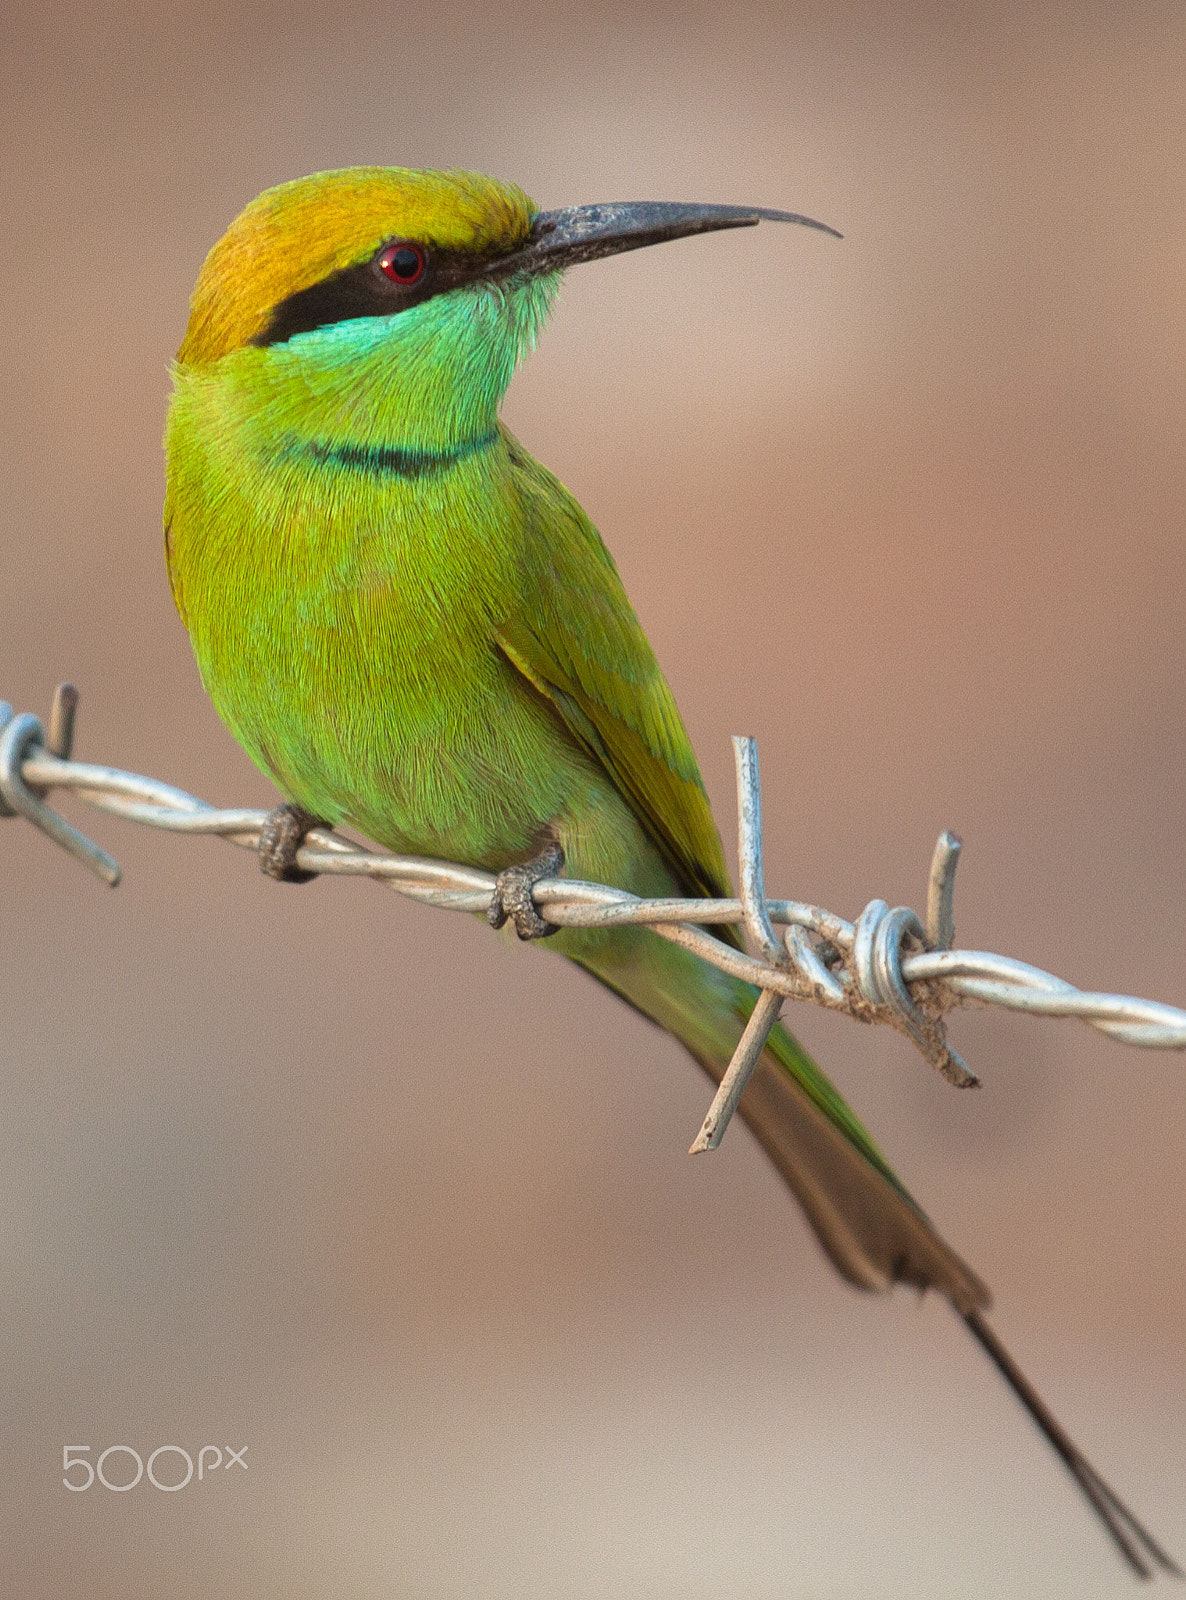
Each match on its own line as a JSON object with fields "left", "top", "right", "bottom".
{"left": 179, "top": 165, "right": 839, "bottom": 368}
{"left": 174, "top": 167, "right": 838, "bottom": 453}
{"left": 178, "top": 167, "right": 541, "bottom": 366}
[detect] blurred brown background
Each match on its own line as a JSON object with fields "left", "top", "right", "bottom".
{"left": 2, "top": 2, "right": 1184, "bottom": 1595}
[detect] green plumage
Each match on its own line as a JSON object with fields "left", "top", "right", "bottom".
{"left": 162, "top": 168, "right": 1178, "bottom": 1576}
{"left": 164, "top": 168, "right": 979, "bottom": 1298}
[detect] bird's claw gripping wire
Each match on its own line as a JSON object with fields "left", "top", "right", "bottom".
{"left": 487, "top": 840, "right": 565, "bottom": 939}
{"left": 6, "top": 681, "right": 1186, "bottom": 1088}
{"left": 258, "top": 802, "right": 323, "bottom": 883}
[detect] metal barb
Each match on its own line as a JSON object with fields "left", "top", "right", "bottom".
{"left": 732, "top": 735, "right": 785, "bottom": 967}
{"left": 4, "top": 689, "right": 1186, "bottom": 1061}
{"left": 680, "top": 737, "right": 795, "bottom": 1151}
{"left": 853, "top": 899, "right": 977, "bottom": 1086}
{"left": 926, "top": 831, "right": 962, "bottom": 950}
{"left": 46, "top": 682, "right": 79, "bottom": 760}
{"left": 690, "top": 988, "right": 784, "bottom": 1152}
{"left": 0, "top": 712, "right": 120, "bottom": 885}
{"left": 0, "top": 702, "right": 14, "bottom": 813}
{"left": 785, "top": 924, "right": 847, "bottom": 1005}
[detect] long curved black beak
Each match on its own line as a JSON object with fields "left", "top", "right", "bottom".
{"left": 489, "top": 200, "right": 841, "bottom": 279}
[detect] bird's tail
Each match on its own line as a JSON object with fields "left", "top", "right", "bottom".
{"left": 565, "top": 925, "right": 1179, "bottom": 1579}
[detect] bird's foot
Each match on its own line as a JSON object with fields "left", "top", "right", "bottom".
{"left": 487, "top": 840, "right": 565, "bottom": 940}
{"left": 258, "top": 802, "right": 322, "bottom": 884}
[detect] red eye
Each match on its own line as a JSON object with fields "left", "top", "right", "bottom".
{"left": 378, "top": 241, "right": 427, "bottom": 285}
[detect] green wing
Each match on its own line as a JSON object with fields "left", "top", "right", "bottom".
{"left": 495, "top": 440, "right": 996, "bottom": 1307}
{"left": 495, "top": 430, "right": 733, "bottom": 909}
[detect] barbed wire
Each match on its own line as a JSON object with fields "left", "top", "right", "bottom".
{"left": 4, "top": 684, "right": 1184, "bottom": 1153}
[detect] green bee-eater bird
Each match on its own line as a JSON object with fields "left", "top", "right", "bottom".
{"left": 164, "top": 166, "right": 1176, "bottom": 1576}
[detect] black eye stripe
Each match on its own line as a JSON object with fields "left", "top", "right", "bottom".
{"left": 252, "top": 245, "right": 476, "bottom": 349}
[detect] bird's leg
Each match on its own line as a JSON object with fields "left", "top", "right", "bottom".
{"left": 487, "top": 839, "right": 565, "bottom": 940}
{"left": 258, "top": 802, "right": 322, "bottom": 884}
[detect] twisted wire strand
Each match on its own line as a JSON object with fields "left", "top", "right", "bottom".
{"left": 4, "top": 690, "right": 1184, "bottom": 1152}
